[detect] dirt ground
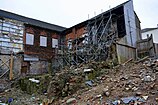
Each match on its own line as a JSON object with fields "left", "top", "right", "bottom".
{"left": 0, "top": 58, "right": 158, "bottom": 105}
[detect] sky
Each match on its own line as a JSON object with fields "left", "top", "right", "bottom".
{"left": 0, "top": 0, "right": 158, "bottom": 29}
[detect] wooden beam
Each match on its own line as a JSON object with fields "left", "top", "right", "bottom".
{"left": 9, "top": 54, "right": 13, "bottom": 80}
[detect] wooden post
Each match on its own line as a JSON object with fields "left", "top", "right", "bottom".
{"left": 9, "top": 54, "right": 13, "bottom": 80}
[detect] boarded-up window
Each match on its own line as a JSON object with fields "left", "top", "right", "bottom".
{"left": 26, "top": 33, "right": 34, "bottom": 45}
{"left": 52, "top": 38, "right": 58, "bottom": 48}
{"left": 40, "top": 36, "right": 47, "bottom": 47}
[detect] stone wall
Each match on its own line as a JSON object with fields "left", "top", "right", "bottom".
{"left": 29, "top": 61, "right": 48, "bottom": 75}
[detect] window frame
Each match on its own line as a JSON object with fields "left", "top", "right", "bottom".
{"left": 26, "top": 33, "right": 34, "bottom": 45}
{"left": 52, "top": 38, "right": 58, "bottom": 48}
{"left": 40, "top": 35, "right": 47, "bottom": 47}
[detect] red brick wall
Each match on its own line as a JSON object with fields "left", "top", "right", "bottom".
{"left": 65, "top": 26, "right": 86, "bottom": 43}
{"left": 24, "top": 25, "right": 60, "bottom": 60}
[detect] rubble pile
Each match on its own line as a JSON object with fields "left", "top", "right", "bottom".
{"left": 0, "top": 58, "right": 158, "bottom": 105}
{"left": 53, "top": 58, "right": 158, "bottom": 104}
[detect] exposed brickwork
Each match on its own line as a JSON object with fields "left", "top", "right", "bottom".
{"left": 24, "top": 25, "right": 61, "bottom": 60}
{"left": 66, "top": 26, "right": 86, "bottom": 42}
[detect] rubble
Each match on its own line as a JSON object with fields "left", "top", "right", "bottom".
{"left": 66, "top": 98, "right": 77, "bottom": 104}
{"left": 0, "top": 57, "right": 158, "bottom": 104}
{"left": 85, "top": 81, "right": 93, "bottom": 87}
{"left": 142, "top": 96, "right": 148, "bottom": 101}
{"left": 29, "top": 78, "right": 40, "bottom": 83}
{"left": 142, "top": 75, "right": 155, "bottom": 82}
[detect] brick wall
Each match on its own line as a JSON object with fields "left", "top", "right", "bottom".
{"left": 65, "top": 26, "right": 86, "bottom": 43}
{"left": 24, "top": 25, "right": 60, "bottom": 60}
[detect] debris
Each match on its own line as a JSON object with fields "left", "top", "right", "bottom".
{"left": 150, "top": 83, "right": 155, "bottom": 89}
{"left": 84, "top": 69, "right": 92, "bottom": 73}
{"left": 142, "top": 75, "right": 155, "bottom": 82}
{"left": 136, "top": 56, "right": 149, "bottom": 63}
{"left": 125, "top": 88, "right": 130, "bottom": 91}
{"left": 132, "top": 87, "right": 138, "bottom": 91}
{"left": 29, "top": 78, "right": 40, "bottom": 83}
{"left": 104, "top": 91, "right": 110, "bottom": 97}
{"left": 103, "top": 87, "right": 110, "bottom": 97}
{"left": 112, "top": 100, "right": 121, "bottom": 105}
{"left": 137, "top": 97, "right": 146, "bottom": 103}
{"left": 42, "top": 97, "right": 54, "bottom": 105}
{"left": 122, "top": 58, "right": 133, "bottom": 66}
{"left": 66, "top": 98, "right": 77, "bottom": 104}
{"left": 121, "top": 97, "right": 137, "bottom": 104}
{"left": 120, "top": 75, "right": 128, "bottom": 80}
{"left": 8, "top": 98, "right": 13, "bottom": 104}
{"left": 85, "top": 81, "right": 93, "bottom": 87}
{"left": 0, "top": 103, "right": 8, "bottom": 105}
{"left": 0, "top": 57, "right": 158, "bottom": 104}
{"left": 96, "top": 94, "right": 102, "bottom": 98}
{"left": 142, "top": 96, "right": 148, "bottom": 101}
{"left": 94, "top": 94, "right": 102, "bottom": 101}
{"left": 136, "top": 92, "right": 142, "bottom": 96}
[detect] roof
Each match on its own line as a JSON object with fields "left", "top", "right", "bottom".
{"left": 0, "top": 9, "right": 66, "bottom": 32}
{"left": 63, "top": 0, "right": 131, "bottom": 33}
{"left": 141, "top": 28, "right": 158, "bottom": 33}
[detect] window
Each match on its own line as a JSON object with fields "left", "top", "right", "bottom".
{"left": 68, "top": 39, "right": 72, "bottom": 49}
{"left": 52, "top": 38, "right": 58, "bottom": 48}
{"left": 40, "top": 36, "right": 47, "bottom": 47}
{"left": 26, "top": 33, "right": 34, "bottom": 45}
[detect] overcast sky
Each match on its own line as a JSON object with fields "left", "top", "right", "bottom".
{"left": 0, "top": 0, "right": 158, "bottom": 29}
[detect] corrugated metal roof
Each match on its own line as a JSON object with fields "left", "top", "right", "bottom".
{"left": 0, "top": 9, "right": 66, "bottom": 32}
{"left": 141, "top": 28, "right": 158, "bottom": 33}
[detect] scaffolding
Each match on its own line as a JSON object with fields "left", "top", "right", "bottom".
{"left": 55, "top": 12, "right": 118, "bottom": 68}
{"left": 52, "top": 0, "right": 139, "bottom": 69}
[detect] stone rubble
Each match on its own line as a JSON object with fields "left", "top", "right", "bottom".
{"left": 0, "top": 57, "right": 158, "bottom": 104}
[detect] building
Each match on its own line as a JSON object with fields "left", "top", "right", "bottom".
{"left": 0, "top": 9, "right": 66, "bottom": 75}
{"left": 0, "top": 0, "right": 142, "bottom": 77}
{"left": 62, "top": 0, "right": 141, "bottom": 64}
{"left": 140, "top": 27, "right": 158, "bottom": 56}
{"left": 141, "top": 28, "right": 158, "bottom": 43}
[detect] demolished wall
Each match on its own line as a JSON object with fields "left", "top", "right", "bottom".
{"left": 29, "top": 61, "right": 48, "bottom": 75}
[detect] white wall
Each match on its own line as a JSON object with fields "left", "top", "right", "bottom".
{"left": 142, "top": 29, "right": 158, "bottom": 43}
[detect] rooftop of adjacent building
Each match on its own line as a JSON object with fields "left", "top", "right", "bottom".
{"left": 0, "top": 9, "right": 66, "bottom": 32}
{"left": 141, "top": 27, "right": 158, "bottom": 33}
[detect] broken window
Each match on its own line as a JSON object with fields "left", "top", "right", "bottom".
{"left": 26, "top": 33, "right": 34, "bottom": 45}
{"left": 52, "top": 38, "right": 58, "bottom": 48}
{"left": 40, "top": 36, "right": 47, "bottom": 47}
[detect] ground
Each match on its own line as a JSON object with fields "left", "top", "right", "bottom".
{"left": 0, "top": 58, "right": 158, "bottom": 105}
